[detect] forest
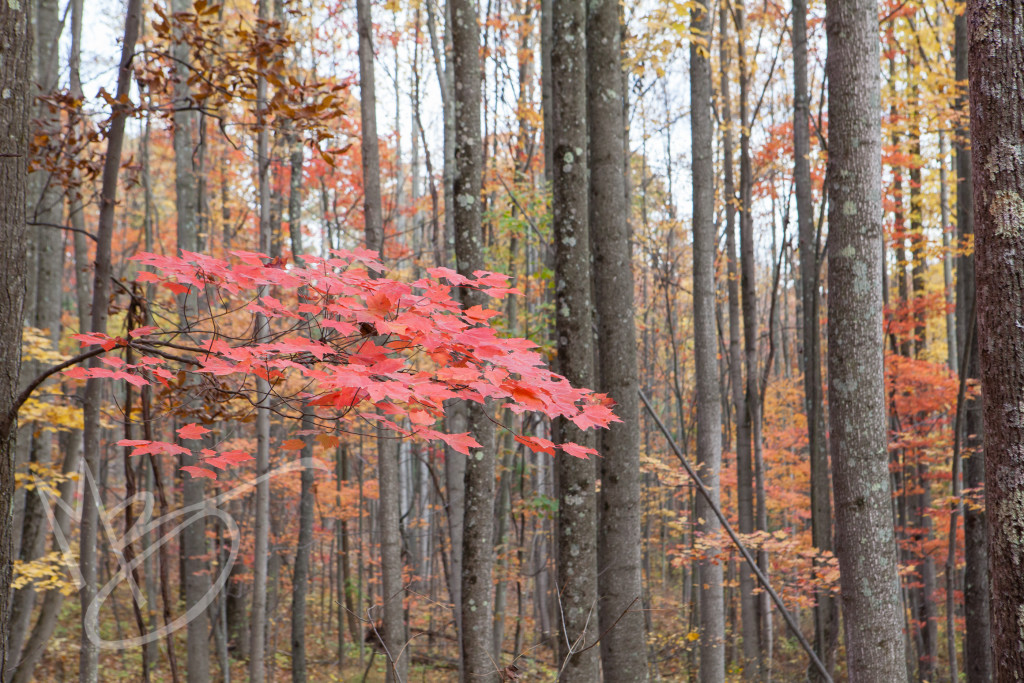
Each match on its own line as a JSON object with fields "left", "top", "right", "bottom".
{"left": 0, "top": 0, "right": 1022, "bottom": 678}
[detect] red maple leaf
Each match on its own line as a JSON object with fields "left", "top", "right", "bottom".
{"left": 177, "top": 423, "right": 212, "bottom": 440}
{"left": 181, "top": 466, "right": 218, "bottom": 480}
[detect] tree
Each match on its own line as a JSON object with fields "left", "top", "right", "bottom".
{"left": 551, "top": 0, "right": 599, "bottom": 677}
{"left": 450, "top": 0, "right": 498, "bottom": 677}
{"left": 77, "top": 1, "right": 143, "bottom": 680}
{"left": 690, "top": 0, "right": 725, "bottom": 677}
{"left": 793, "top": 0, "right": 835, "bottom": 674}
{"left": 0, "top": 0, "right": 32, "bottom": 672}
{"left": 587, "top": 0, "right": 648, "bottom": 677}
{"left": 354, "top": 0, "right": 407, "bottom": 679}
{"left": 825, "top": 0, "right": 906, "bottom": 677}
{"left": 954, "top": 6, "right": 991, "bottom": 680}
{"left": 169, "top": 1, "right": 211, "bottom": 677}
{"left": 249, "top": 0, "right": 273, "bottom": 678}
{"left": 966, "top": 0, "right": 1024, "bottom": 675}
{"left": 288, "top": 126, "right": 315, "bottom": 683}
{"left": 6, "top": 0, "right": 62, "bottom": 667}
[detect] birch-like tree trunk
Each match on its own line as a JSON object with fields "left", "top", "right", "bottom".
{"left": 288, "top": 134, "right": 315, "bottom": 683}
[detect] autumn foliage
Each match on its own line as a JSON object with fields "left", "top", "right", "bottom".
{"left": 64, "top": 248, "right": 617, "bottom": 479}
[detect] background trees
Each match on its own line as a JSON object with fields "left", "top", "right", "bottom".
{"left": 0, "top": 0, "right": 1016, "bottom": 679}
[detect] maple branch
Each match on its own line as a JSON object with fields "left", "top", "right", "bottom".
{"left": 28, "top": 220, "right": 98, "bottom": 242}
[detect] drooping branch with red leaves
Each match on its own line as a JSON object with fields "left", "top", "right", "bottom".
{"left": 62, "top": 248, "right": 619, "bottom": 479}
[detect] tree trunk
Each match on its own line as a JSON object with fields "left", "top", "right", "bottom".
{"left": 6, "top": 0, "right": 65, "bottom": 665}
{"left": 357, "top": 0, "right": 407, "bottom": 679}
{"left": 170, "top": 0, "right": 212, "bottom": 675}
{"left": 691, "top": 0, "right": 725, "bottom": 678}
{"left": 76, "top": 1, "right": 142, "bottom": 679}
{"left": 289, "top": 138, "right": 314, "bottom": 683}
{"left": 249, "top": 0, "right": 273, "bottom": 679}
{"left": 450, "top": 0, "right": 498, "bottom": 676}
{"left": 966, "top": 0, "right": 1024, "bottom": 676}
{"left": 733, "top": 6, "right": 762, "bottom": 675}
{"left": 955, "top": 9, "right": 991, "bottom": 681}
{"left": 825, "top": 0, "right": 907, "bottom": 676}
{"left": 940, "top": 132, "right": 957, "bottom": 371}
{"left": 588, "top": 0, "right": 647, "bottom": 677}
{"left": 0, "top": 0, "right": 31, "bottom": 672}
{"left": 551, "top": 0, "right": 599, "bottom": 678}
{"left": 793, "top": 0, "right": 836, "bottom": 674}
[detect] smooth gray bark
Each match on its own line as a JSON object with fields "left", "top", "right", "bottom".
{"left": 587, "top": 0, "right": 648, "bottom": 678}
{"left": 249, "top": 0, "right": 272, "bottom": 679}
{"left": 690, "top": 0, "right": 725, "bottom": 678}
{"left": 450, "top": 0, "right": 498, "bottom": 677}
{"left": 357, "top": 0, "right": 406, "bottom": 678}
{"left": 551, "top": 0, "right": 599, "bottom": 678}
{"left": 288, "top": 139, "right": 314, "bottom": 683}
{"left": 170, "top": 0, "right": 212, "bottom": 676}
{"left": 720, "top": 11, "right": 754, "bottom": 673}
{"left": 825, "top": 0, "right": 907, "bottom": 677}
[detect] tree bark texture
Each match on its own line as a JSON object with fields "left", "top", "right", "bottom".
{"left": 451, "top": 0, "right": 498, "bottom": 677}
{"left": 967, "top": 0, "right": 1024, "bottom": 676}
{"left": 825, "top": 0, "right": 907, "bottom": 677}
{"left": 690, "top": 0, "right": 726, "bottom": 678}
{"left": 5, "top": 0, "right": 62, "bottom": 664}
{"left": 551, "top": 0, "right": 599, "bottom": 679}
{"left": 587, "top": 0, "right": 648, "bottom": 677}
{"left": 955, "top": 9, "right": 992, "bottom": 681}
{"left": 0, "top": 0, "right": 31, "bottom": 673}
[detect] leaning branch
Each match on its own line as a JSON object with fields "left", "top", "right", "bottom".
{"left": 0, "top": 346, "right": 106, "bottom": 436}
{"left": 639, "top": 389, "right": 833, "bottom": 683}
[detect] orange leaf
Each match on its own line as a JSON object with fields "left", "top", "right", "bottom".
{"left": 514, "top": 435, "right": 556, "bottom": 456}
